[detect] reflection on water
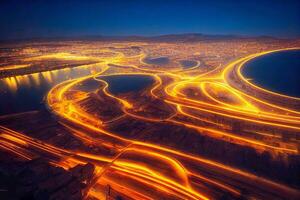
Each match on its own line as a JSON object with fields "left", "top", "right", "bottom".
{"left": 0, "top": 64, "right": 104, "bottom": 115}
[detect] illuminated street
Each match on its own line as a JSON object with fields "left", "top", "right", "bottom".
{"left": 0, "top": 39, "right": 299, "bottom": 200}
{"left": 1, "top": 1, "right": 300, "bottom": 200}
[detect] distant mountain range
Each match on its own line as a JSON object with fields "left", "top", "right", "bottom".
{"left": 70, "top": 33, "right": 279, "bottom": 42}
{"left": 0, "top": 33, "right": 293, "bottom": 43}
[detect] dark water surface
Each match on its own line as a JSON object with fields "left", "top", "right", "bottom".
{"left": 179, "top": 60, "right": 198, "bottom": 69}
{"left": 0, "top": 65, "right": 103, "bottom": 115}
{"left": 100, "top": 74, "right": 154, "bottom": 95}
{"left": 143, "top": 57, "right": 169, "bottom": 65}
{"left": 243, "top": 50, "right": 300, "bottom": 98}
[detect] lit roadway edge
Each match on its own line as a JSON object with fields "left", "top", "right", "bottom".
{"left": 1, "top": 47, "right": 300, "bottom": 199}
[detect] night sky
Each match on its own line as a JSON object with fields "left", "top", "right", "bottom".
{"left": 0, "top": 0, "right": 300, "bottom": 40}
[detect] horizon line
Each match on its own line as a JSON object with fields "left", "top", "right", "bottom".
{"left": 1, "top": 32, "right": 299, "bottom": 43}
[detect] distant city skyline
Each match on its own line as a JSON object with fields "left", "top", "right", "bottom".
{"left": 0, "top": 0, "right": 300, "bottom": 40}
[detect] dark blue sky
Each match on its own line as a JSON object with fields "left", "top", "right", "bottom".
{"left": 0, "top": 0, "right": 300, "bottom": 40}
